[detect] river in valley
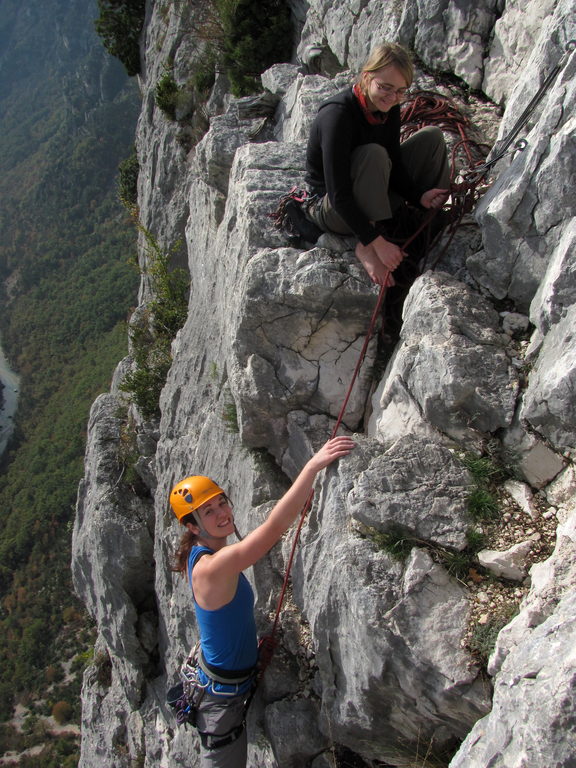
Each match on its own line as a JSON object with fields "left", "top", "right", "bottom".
{"left": 0, "top": 340, "right": 20, "bottom": 458}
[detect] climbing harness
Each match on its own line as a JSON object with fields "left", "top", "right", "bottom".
{"left": 167, "top": 644, "right": 256, "bottom": 749}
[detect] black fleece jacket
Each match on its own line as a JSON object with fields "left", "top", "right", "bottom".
{"left": 305, "top": 87, "right": 424, "bottom": 245}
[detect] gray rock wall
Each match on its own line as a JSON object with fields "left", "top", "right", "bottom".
{"left": 72, "top": 1, "right": 576, "bottom": 766}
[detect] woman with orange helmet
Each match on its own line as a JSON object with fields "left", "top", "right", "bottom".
{"left": 170, "top": 435, "right": 355, "bottom": 767}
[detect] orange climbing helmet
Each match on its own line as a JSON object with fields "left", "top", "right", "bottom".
{"left": 170, "top": 476, "right": 225, "bottom": 523}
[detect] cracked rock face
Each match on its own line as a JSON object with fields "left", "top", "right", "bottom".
{"left": 72, "top": 1, "right": 576, "bottom": 766}
{"left": 451, "top": 516, "right": 576, "bottom": 768}
{"left": 471, "top": 44, "right": 576, "bottom": 313}
{"left": 232, "top": 244, "right": 378, "bottom": 454}
{"left": 291, "top": 440, "right": 491, "bottom": 761}
{"left": 370, "top": 272, "right": 519, "bottom": 446}
{"left": 347, "top": 434, "right": 473, "bottom": 550}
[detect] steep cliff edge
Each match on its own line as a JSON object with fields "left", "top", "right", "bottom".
{"left": 72, "top": 1, "right": 576, "bottom": 766}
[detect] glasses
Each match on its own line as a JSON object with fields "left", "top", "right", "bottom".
{"left": 372, "top": 79, "right": 410, "bottom": 101}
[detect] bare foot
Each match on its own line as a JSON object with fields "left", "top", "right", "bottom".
{"left": 371, "top": 235, "right": 405, "bottom": 271}
{"left": 355, "top": 242, "right": 395, "bottom": 286}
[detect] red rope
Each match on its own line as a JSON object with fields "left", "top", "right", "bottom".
{"left": 258, "top": 207, "right": 440, "bottom": 676}
{"left": 259, "top": 285, "right": 386, "bottom": 669}
{"left": 258, "top": 90, "right": 489, "bottom": 676}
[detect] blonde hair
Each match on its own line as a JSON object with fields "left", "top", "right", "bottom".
{"left": 357, "top": 42, "right": 414, "bottom": 94}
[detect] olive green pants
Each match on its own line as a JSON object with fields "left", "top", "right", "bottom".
{"left": 311, "top": 126, "right": 450, "bottom": 235}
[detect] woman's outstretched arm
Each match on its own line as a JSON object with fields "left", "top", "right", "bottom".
{"left": 199, "top": 436, "right": 355, "bottom": 579}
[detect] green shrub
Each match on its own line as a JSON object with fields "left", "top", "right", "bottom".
{"left": 120, "top": 227, "right": 189, "bottom": 419}
{"left": 131, "top": 751, "right": 146, "bottom": 768}
{"left": 95, "top": 0, "right": 145, "bottom": 76}
{"left": 71, "top": 648, "right": 95, "bottom": 673}
{"left": 45, "top": 664, "right": 64, "bottom": 684}
{"left": 155, "top": 70, "right": 180, "bottom": 120}
{"left": 19, "top": 736, "right": 79, "bottom": 768}
{"left": 52, "top": 700, "right": 73, "bottom": 725}
{"left": 22, "top": 713, "right": 48, "bottom": 742}
{"left": 0, "top": 681, "right": 14, "bottom": 721}
{"left": 0, "top": 722, "right": 25, "bottom": 755}
{"left": 222, "top": 400, "right": 239, "bottom": 433}
{"left": 223, "top": 0, "right": 292, "bottom": 95}
{"left": 121, "top": 341, "right": 172, "bottom": 419}
{"left": 193, "top": 56, "right": 217, "bottom": 96}
{"left": 94, "top": 650, "right": 113, "bottom": 688}
{"left": 199, "top": 0, "right": 293, "bottom": 97}
{"left": 191, "top": 0, "right": 293, "bottom": 97}
{"left": 118, "top": 148, "right": 139, "bottom": 210}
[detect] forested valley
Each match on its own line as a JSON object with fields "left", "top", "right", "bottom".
{"left": 0, "top": 1, "right": 140, "bottom": 764}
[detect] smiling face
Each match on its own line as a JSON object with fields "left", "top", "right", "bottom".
{"left": 191, "top": 493, "right": 235, "bottom": 542}
{"left": 363, "top": 64, "right": 409, "bottom": 113}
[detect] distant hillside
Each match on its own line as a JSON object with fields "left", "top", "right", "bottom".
{"left": 0, "top": 0, "right": 140, "bottom": 763}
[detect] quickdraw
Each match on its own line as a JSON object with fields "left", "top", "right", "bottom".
{"left": 460, "top": 38, "right": 576, "bottom": 186}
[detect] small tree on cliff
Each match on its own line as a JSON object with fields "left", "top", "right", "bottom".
{"left": 95, "top": 0, "right": 146, "bottom": 77}
{"left": 197, "top": 0, "right": 293, "bottom": 97}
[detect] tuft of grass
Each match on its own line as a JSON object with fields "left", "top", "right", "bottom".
{"left": 437, "top": 549, "right": 473, "bottom": 580}
{"left": 222, "top": 400, "right": 239, "bottom": 433}
{"left": 431, "top": 528, "right": 487, "bottom": 581}
{"left": 466, "top": 528, "right": 488, "bottom": 552}
{"left": 467, "top": 487, "right": 499, "bottom": 521}
{"left": 459, "top": 451, "right": 504, "bottom": 522}
{"left": 368, "top": 523, "right": 417, "bottom": 561}
{"left": 460, "top": 453, "right": 502, "bottom": 482}
{"left": 469, "top": 603, "right": 519, "bottom": 663}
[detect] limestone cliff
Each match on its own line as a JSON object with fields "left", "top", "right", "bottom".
{"left": 72, "top": 1, "right": 576, "bottom": 766}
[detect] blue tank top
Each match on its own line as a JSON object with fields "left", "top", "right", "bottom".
{"left": 188, "top": 546, "right": 258, "bottom": 674}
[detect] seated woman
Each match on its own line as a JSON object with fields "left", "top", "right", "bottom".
{"left": 305, "top": 42, "right": 450, "bottom": 287}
